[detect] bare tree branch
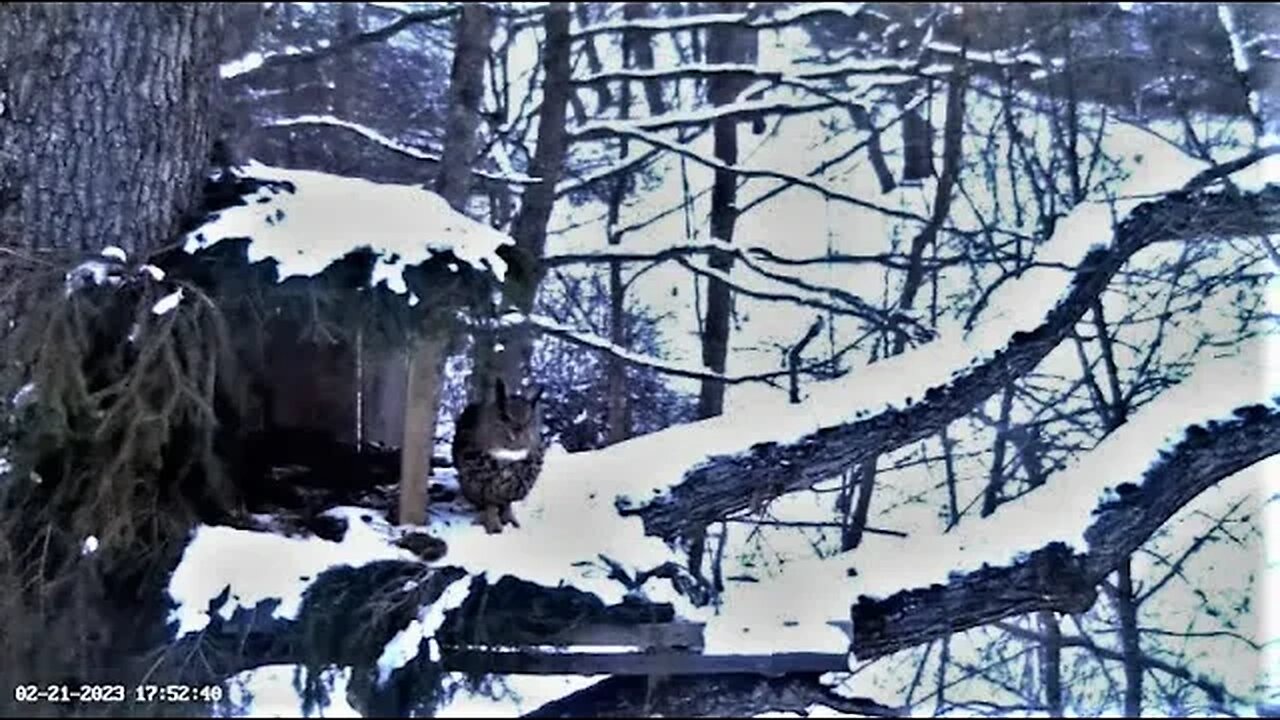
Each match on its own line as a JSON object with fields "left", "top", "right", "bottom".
{"left": 994, "top": 622, "right": 1234, "bottom": 706}
{"left": 571, "top": 5, "right": 866, "bottom": 40}
{"left": 224, "top": 6, "right": 458, "bottom": 85}
{"left": 575, "top": 124, "right": 931, "bottom": 225}
{"left": 264, "top": 115, "right": 539, "bottom": 185}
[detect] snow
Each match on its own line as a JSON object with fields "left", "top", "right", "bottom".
{"left": 224, "top": 665, "right": 360, "bottom": 718}
{"left": 220, "top": 51, "right": 266, "bottom": 80}
{"left": 100, "top": 245, "right": 127, "bottom": 263}
{"left": 927, "top": 40, "right": 1059, "bottom": 69}
{"left": 228, "top": 666, "right": 606, "bottom": 717}
{"left": 151, "top": 288, "right": 184, "bottom": 316}
{"left": 82, "top": 535, "right": 99, "bottom": 556}
{"left": 268, "top": 114, "right": 441, "bottom": 163}
{"left": 166, "top": 507, "right": 418, "bottom": 637}
{"left": 139, "top": 264, "right": 166, "bottom": 282}
{"left": 375, "top": 573, "right": 472, "bottom": 684}
{"left": 698, "top": 336, "right": 1279, "bottom": 657}
{"left": 11, "top": 382, "right": 36, "bottom": 408}
{"left": 168, "top": 469, "right": 682, "bottom": 696}
{"left": 1218, "top": 5, "right": 1252, "bottom": 76}
{"left": 433, "top": 675, "right": 608, "bottom": 718}
{"left": 64, "top": 259, "right": 121, "bottom": 296}
{"left": 183, "top": 161, "right": 513, "bottom": 294}
{"left": 420, "top": 466, "right": 684, "bottom": 608}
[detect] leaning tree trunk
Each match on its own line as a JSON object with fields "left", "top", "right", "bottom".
{"left": 471, "top": 3, "right": 573, "bottom": 396}
{"left": 0, "top": 3, "right": 223, "bottom": 256}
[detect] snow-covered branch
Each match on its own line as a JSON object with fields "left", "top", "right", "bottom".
{"left": 570, "top": 60, "right": 943, "bottom": 88}
{"left": 625, "top": 184, "right": 1280, "bottom": 540}
{"left": 925, "top": 40, "right": 1061, "bottom": 70}
{"left": 544, "top": 240, "right": 939, "bottom": 272}
{"left": 265, "top": 115, "right": 539, "bottom": 185}
{"left": 572, "top": 97, "right": 844, "bottom": 136}
{"left": 220, "top": 6, "right": 457, "bottom": 83}
{"left": 571, "top": 4, "right": 865, "bottom": 40}
{"left": 850, "top": 394, "right": 1280, "bottom": 665}
{"left": 496, "top": 312, "right": 834, "bottom": 385}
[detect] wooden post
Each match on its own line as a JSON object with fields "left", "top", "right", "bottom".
{"left": 398, "top": 335, "right": 446, "bottom": 526}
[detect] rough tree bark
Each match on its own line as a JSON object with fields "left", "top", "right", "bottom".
{"left": 0, "top": 4, "right": 228, "bottom": 713}
{"left": 697, "top": 2, "right": 756, "bottom": 420}
{"left": 0, "top": 3, "right": 224, "bottom": 256}
{"left": 399, "top": 2, "right": 492, "bottom": 526}
{"left": 472, "top": 3, "right": 574, "bottom": 396}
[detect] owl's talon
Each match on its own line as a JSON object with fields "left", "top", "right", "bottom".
{"left": 483, "top": 506, "right": 503, "bottom": 534}
{"left": 500, "top": 504, "right": 520, "bottom": 528}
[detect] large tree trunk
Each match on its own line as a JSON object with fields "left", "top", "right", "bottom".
{"left": 0, "top": 4, "right": 225, "bottom": 713}
{"left": 399, "top": 2, "right": 493, "bottom": 526}
{"left": 0, "top": 4, "right": 223, "bottom": 256}
{"left": 434, "top": 3, "right": 492, "bottom": 211}
{"left": 472, "top": 3, "right": 573, "bottom": 396}
{"left": 601, "top": 4, "right": 663, "bottom": 446}
{"left": 696, "top": 3, "right": 756, "bottom": 420}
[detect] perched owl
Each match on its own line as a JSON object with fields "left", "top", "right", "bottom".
{"left": 452, "top": 378, "right": 545, "bottom": 534}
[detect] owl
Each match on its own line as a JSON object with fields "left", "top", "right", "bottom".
{"left": 451, "top": 378, "right": 545, "bottom": 534}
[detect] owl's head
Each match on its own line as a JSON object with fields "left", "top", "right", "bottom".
{"left": 474, "top": 378, "right": 543, "bottom": 455}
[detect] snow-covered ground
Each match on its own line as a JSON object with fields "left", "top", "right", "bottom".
{"left": 163, "top": 3, "right": 1280, "bottom": 713}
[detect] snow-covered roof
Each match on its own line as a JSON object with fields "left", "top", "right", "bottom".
{"left": 183, "top": 161, "right": 513, "bottom": 294}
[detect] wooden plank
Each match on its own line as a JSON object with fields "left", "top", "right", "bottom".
{"left": 440, "top": 650, "right": 848, "bottom": 677}
{"left": 543, "top": 622, "right": 705, "bottom": 651}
